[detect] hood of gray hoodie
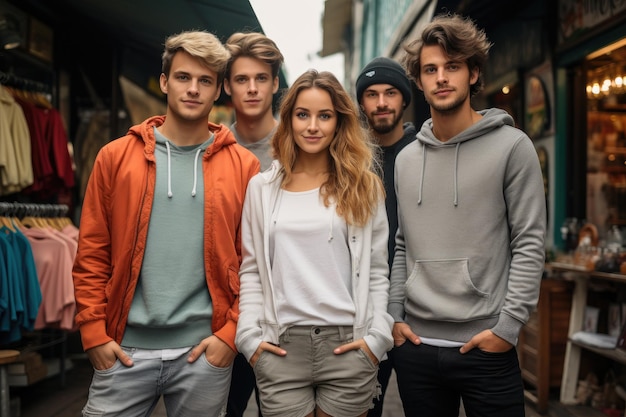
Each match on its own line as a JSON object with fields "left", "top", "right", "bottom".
{"left": 417, "top": 108, "right": 514, "bottom": 147}
{"left": 414, "top": 108, "right": 514, "bottom": 206}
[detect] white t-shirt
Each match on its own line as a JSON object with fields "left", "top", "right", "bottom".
{"left": 270, "top": 188, "right": 354, "bottom": 327}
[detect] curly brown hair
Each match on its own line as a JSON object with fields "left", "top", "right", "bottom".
{"left": 402, "top": 13, "right": 492, "bottom": 97}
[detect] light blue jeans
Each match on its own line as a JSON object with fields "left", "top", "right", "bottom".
{"left": 82, "top": 347, "right": 232, "bottom": 417}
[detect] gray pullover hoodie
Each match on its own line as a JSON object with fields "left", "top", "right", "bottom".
{"left": 388, "top": 108, "right": 546, "bottom": 345}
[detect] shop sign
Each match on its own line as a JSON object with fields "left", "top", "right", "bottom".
{"left": 559, "top": 0, "right": 626, "bottom": 45}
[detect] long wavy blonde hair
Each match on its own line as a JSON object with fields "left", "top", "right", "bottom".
{"left": 271, "top": 70, "right": 384, "bottom": 226}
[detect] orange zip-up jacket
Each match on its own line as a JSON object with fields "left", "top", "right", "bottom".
{"left": 73, "top": 115, "right": 260, "bottom": 352}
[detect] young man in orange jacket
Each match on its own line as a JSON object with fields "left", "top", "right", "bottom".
{"left": 73, "top": 30, "right": 260, "bottom": 416}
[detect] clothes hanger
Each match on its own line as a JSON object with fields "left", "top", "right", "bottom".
{"left": 0, "top": 216, "right": 16, "bottom": 232}
{"left": 0, "top": 203, "right": 17, "bottom": 231}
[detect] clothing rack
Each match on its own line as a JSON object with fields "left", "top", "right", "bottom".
{"left": 0, "top": 201, "right": 74, "bottom": 388}
{"left": 0, "top": 70, "right": 51, "bottom": 94}
{"left": 0, "top": 202, "right": 69, "bottom": 218}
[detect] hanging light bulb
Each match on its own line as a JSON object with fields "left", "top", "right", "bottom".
{"left": 615, "top": 67, "right": 625, "bottom": 91}
{"left": 602, "top": 77, "right": 612, "bottom": 94}
{"left": 592, "top": 82, "right": 601, "bottom": 95}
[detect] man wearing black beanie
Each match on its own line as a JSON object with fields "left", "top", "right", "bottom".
{"left": 356, "top": 56, "right": 412, "bottom": 109}
{"left": 356, "top": 56, "right": 416, "bottom": 417}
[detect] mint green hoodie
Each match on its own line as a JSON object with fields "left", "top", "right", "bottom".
{"left": 388, "top": 108, "right": 546, "bottom": 345}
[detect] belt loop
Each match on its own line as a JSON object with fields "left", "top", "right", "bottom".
{"left": 284, "top": 326, "right": 291, "bottom": 343}
{"left": 338, "top": 326, "right": 345, "bottom": 339}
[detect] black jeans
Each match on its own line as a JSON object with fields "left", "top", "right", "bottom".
{"left": 367, "top": 348, "right": 396, "bottom": 417}
{"left": 394, "top": 342, "right": 525, "bottom": 417}
{"left": 226, "top": 353, "right": 262, "bottom": 417}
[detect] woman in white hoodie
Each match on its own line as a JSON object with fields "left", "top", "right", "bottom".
{"left": 236, "top": 69, "right": 393, "bottom": 417}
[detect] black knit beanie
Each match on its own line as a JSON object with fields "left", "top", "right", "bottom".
{"left": 356, "top": 57, "right": 411, "bottom": 107}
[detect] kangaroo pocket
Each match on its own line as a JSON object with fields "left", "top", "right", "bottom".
{"left": 405, "top": 258, "right": 491, "bottom": 321}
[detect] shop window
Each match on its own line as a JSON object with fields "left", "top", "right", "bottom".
{"left": 586, "top": 40, "right": 626, "bottom": 237}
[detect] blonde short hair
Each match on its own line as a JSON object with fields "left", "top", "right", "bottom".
{"left": 162, "top": 30, "right": 231, "bottom": 84}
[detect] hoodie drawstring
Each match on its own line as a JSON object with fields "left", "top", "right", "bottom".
{"left": 453, "top": 143, "right": 459, "bottom": 207}
{"left": 165, "top": 141, "right": 204, "bottom": 198}
{"left": 418, "top": 142, "right": 425, "bottom": 205}
{"left": 191, "top": 148, "right": 202, "bottom": 197}
{"left": 418, "top": 141, "right": 460, "bottom": 206}
{"left": 165, "top": 141, "right": 173, "bottom": 198}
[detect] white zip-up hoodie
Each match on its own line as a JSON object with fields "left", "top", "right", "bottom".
{"left": 236, "top": 161, "right": 394, "bottom": 361}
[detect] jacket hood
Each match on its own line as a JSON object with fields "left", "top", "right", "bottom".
{"left": 127, "top": 116, "right": 238, "bottom": 198}
{"left": 127, "top": 115, "right": 237, "bottom": 154}
{"left": 414, "top": 108, "right": 515, "bottom": 207}
{"left": 416, "top": 108, "right": 514, "bottom": 147}
{"left": 261, "top": 159, "right": 284, "bottom": 184}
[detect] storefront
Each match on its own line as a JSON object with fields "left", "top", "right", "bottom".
{"left": 475, "top": 0, "right": 556, "bottom": 247}
{"left": 0, "top": 0, "right": 278, "bottom": 405}
{"left": 465, "top": 1, "right": 626, "bottom": 413}
{"left": 555, "top": 0, "right": 626, "bottom": 248}
{"left": 0, "top": 0, "right": 283, "bottom": 210}
{"left": 550, "top": 1, "right": 626, "bottom": 414}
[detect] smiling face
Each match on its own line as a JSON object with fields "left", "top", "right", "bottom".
{"left": 416, "top": 44, "right": 479, "bottom": 114}
{"left": 361, "top": 83, "right": 405, "bottom": 135}
{"left": 224, "top": 56, "right": 278, "bottom": 120}
{"left": 159, "top": 50, "right": 221, "bottom": 123}
{"left": 291, "top": 87, "right": 337, "bottom": 157}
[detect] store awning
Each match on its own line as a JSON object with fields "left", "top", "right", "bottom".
{"left": 15, "top": 0, "right": 288, "bottom": 88}
{"left": 320, "top": 0, "right": 352, "bottom": 57}
{"left": 21, "top": 0, "right": 262, "bottom": 54}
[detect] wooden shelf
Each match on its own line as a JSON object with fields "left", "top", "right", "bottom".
{"left": 605, "top": 146, "right": 626, "bottom": 154}
{"left": 518, "top": 278, "right": 573, "bottom": 413}
{"left": 570, "top": 339, "right": 626, "bottom": 365}
{"left": 550, "top": 263, "right": 626, "bottom": 283}
{"left": 3, "top": 330, "right": 69, "bottom": 388}
{"left": 548, "top": 263, "right": 626, "bottom": 409}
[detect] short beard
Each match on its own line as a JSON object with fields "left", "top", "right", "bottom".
{"left": 426, "top": 89, "right": 468, "bottom": 115}
{"left": 369, "top": 112, "right": 403, "bottom": 135}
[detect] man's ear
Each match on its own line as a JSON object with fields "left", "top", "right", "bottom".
{"left": 223, "top": 79, "right": 232, "bottom": 96}
{"left": 272, "top": 76, "right": 279, "bottom": 94}
{"left": 159, "top": 73, "right": 168, "bottom": 94}
{"left": 469, "top": 67, "right": 480, "bottom": 86}
{"left": 214, "top": 85, "right": 222, "bottom": 102}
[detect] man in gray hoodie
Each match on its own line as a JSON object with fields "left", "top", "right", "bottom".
{"left": 388, "top": 13, "right": 546, "bottom": 417}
